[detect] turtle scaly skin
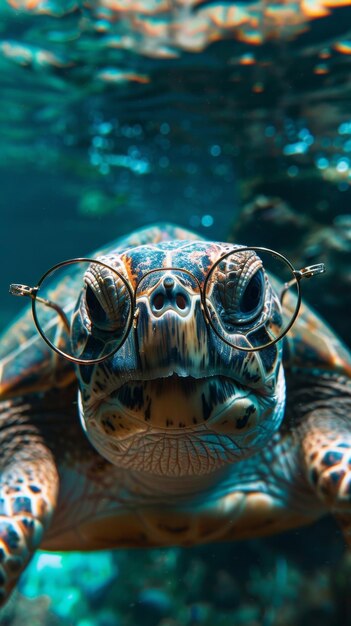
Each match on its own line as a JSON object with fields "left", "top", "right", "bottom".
{"left": 0, "top": 223, "right": 351, "bottom": 607}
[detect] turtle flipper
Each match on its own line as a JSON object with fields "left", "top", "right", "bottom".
{"left": 298, "top": 373, "right": 351, "bottom": 546}
{"left": 0, "top": 398, "right": 58, "bottom": 606}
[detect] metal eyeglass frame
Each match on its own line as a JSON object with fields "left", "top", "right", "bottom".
{"left": 9, "top": 247, "right": 325, "bottom": 364}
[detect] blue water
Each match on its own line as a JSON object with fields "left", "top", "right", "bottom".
{"left": 1, "top": 1, "right": 351, "bottom": 625}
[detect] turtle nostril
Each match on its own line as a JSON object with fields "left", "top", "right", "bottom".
{"left": 153, "top": 294, "right": 164, "bottom": 310}
{"left": 176, "top": 294, "right": 187, "bottom": 310}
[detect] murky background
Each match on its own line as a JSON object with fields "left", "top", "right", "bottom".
{"left": 1, "top": 1, "right": 351, "bottom": 624}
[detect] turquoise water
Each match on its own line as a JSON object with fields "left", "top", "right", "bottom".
{"left": 1, "top": 1, "right": 351, "bottom": 625}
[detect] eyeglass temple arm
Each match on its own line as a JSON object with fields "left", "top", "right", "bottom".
{"left": 9, "top": 284, "right": 70, "bottom": 332}
{"left": 280, "top": 263, "right": 326, "bottom": 303}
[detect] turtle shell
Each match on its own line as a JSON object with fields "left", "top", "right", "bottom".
{"left": 282, "top": 291, "right": 351, "bottom": 379}
{"left": 0, "top": 269, "right": 77, "bottom": 399}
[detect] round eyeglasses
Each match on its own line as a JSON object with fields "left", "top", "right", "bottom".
{"left": 9, "top": 247, "right": 325, "bottom": 364}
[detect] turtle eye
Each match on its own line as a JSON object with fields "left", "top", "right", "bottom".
{"left": 215, "top": 262, "right": 265, "bottom": 327}
{"left": 83, "top": 264, "right": 131, "bottom": 334}
{"left": 85, "top": 285, "right": 109, "bottom": 328}
{"left": 239, "top": 270, "right": 264, "bottom": 316}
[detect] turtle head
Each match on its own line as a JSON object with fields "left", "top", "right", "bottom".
{"left": 75, "top": 240, "right": 286, "bottom": 477}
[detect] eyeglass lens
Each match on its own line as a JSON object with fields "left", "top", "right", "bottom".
{"left": 203, "top": 248, "right": 299, "bottom": 350}
{"left": 33, "top": 260, "right": 133, "bottom": 363}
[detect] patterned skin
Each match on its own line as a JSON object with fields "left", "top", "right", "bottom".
{"left": 0, "top": 223, "right": 351, "bottom": 607}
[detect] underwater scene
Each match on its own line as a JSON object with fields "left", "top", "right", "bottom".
{"left": 1, "top": 1, "right": 351, "bottom": 625}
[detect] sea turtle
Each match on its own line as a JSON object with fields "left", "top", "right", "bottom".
{"left": 1, "top": 222, "right": 351, "bottom": 607}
